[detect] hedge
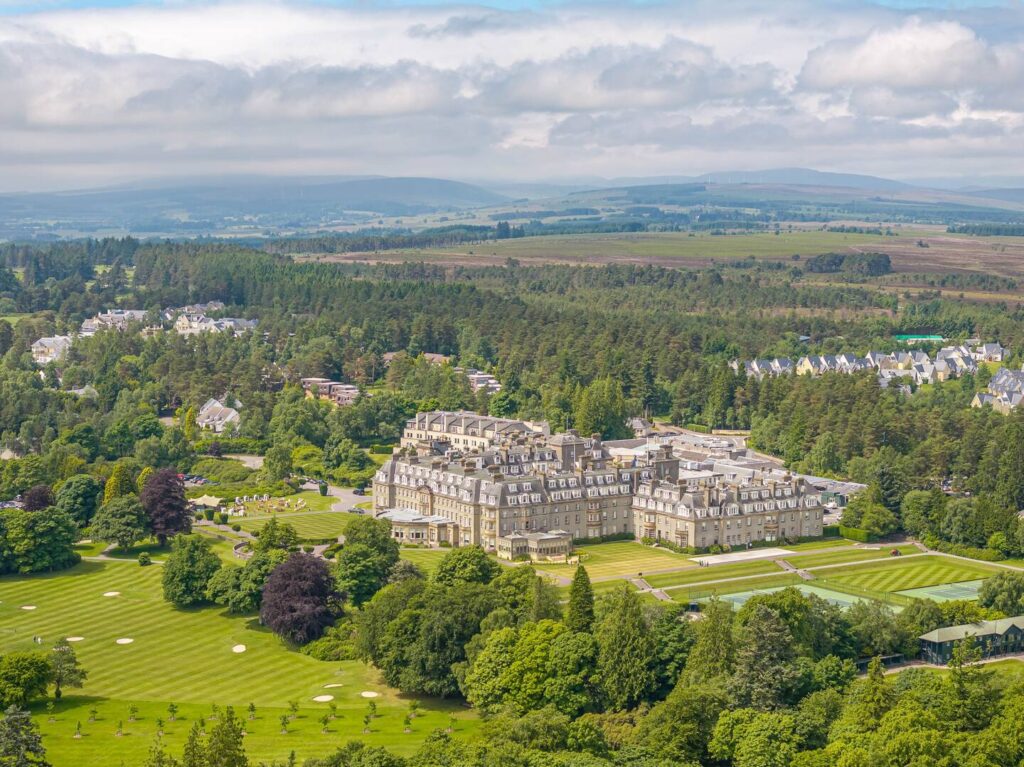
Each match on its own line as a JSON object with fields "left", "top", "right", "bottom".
{"left": 839, "top": 526, "right": 873, "bottom": 543}
{"left": 684, "top": 423, "right": 711, "bottom": 434}
{"left": 572, "top": 532, "right": 635, "bottom": 545}
{"left": 922, "top": 535, "right": 1004, "bottom": 561}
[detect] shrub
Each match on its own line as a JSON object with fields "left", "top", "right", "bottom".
{"left": 218, "top": 512, "right": 229, "bottom": 525}
{"left": 138, "top": 552, "right": 152, "bottom": 567}
{"left": 231, "top": 524, "right": 242, "bottom": 532}
{"left": 203, "top": 509, "right": 215, "bottom": 521}
{"left": 572, "top": 532, "right": 633, "bottom": 545}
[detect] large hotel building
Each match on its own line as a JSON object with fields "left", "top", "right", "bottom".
{"left": 373, "top": 411, "right": 824, "bottom": 558}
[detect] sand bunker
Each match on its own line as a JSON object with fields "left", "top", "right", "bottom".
{"left": 66, "top": 637, "right": 84, "bottom": 642}
{"left": 115, "top": 638, "right": 134, "bottom": 645}
{"left": 103, "top": 591, "right": 121, "bottom": 597}
{"left": 312, "top": 695, "right": 334, "bottom": 703}
{"left": 323, "top": 683, "right": 343, "bottom": 689}
{"left": 20, "top": 605, "right": 36, "bottom": 610}
{"left": 232, "top": 644, "right": 246, "bottom": 654}
{"left": 360, "top": 691, "right": 379, "bottom": 698}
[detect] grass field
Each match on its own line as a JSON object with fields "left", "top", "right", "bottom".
{"left": 667, "top": 574, "right": 805, "bottom": 603}
{"left": 235, "top": 491, "right": 356, "bottom": 541}
{"left": 646, "top": 559, "right": 783, "bottom": 589}
{"left": 398, "top": 547, "right": 447, "bottom": 575}
{"left": 815, "top": 555, "right": 1002, "bottom": 597}
{"left": 787, "top": 544, "right": 920, "bottom": 569}
{"left": 534, "top": 542, "right": 694, "bottom": 581}
{"left": 0, "top": 560, "right": 477, "bottom": 766}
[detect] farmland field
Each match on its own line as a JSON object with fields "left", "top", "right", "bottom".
{"left": 297, "top": 227, "right": 1024, "bottom": 279}
{"left": 0, "top": 560, "right": 477, "bottom": 767}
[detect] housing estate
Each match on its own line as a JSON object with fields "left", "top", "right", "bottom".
{"left": 732, "top": 342, "right": 991, "bottom": 388}
{"left": 972, "top": 367, "right": 1024, "bottom": 413}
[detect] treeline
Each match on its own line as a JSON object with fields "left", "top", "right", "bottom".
{"left": 804, "top": 251, "right": 892, "bottom": 276}
{"left": 948, "top": 223, "right": 1024, "bottom": 236}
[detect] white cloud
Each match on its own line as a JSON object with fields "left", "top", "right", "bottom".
{"left": 0, "top": 1, "right": 1022, "bottom": 190}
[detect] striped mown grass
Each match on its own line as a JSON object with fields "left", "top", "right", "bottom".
{"left": 646, "top": 559, "right": 783, "bottom": 589}
{"left": 0, "top": 560, "right": 477, "bottom": 766}
{"left": 398, "top": 547, "right": 448, "bottom": 575}
{"left": 237, "top": 511, "right": 359, "bottom": 541}
{"left": 813, "top": 555, "right": 1002, "bottom": 595}
{"left": 667, "top": 573, "right": 804, "bottom": 603}
{"left": 786, "top": 544, "right": 919, "bottom": 569}
{"left": 534, "top": 542, "right": 695, "bottom": 580}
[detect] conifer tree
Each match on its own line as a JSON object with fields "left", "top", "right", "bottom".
{"left": 566, "top": 564, "right": 595, "bottom": 633}
{"left": 596, "top": 584, "right": 655, "bottom": 710}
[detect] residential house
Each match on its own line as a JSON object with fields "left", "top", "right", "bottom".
{"left": 175, "top": 313, "right": 257, "bottom": 335}
{"left": 30, "top": 335, "right": 72, "bottom": 366}
{"left": 974, "top": 342, "right": 1007, "bottom": 362}
{"left": 80, "top": 309, "right": 148, "bottom": 337}
{"left": 196, "top": 398, "right": 241, "bottom": 433}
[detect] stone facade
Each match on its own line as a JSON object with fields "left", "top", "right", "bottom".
{"left": 632, "top": 471, "right": 824, "bottom": 548}
{"left": 399, "top": 410, "right": 550, "bottom": 451}
{"left": 374, "top": 429, "right": 680, "bottom": 550}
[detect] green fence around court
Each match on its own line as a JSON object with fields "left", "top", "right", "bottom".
{"left": 813, "top": 577, "right": 915, "bottom": 607}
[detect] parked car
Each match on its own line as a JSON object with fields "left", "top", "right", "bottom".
{"left": 352, "top": 487, "right": 365, "bottom": 496}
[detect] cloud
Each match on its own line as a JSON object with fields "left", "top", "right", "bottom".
{"left": 0, "top": 1, "right": 1022, "bottom": 190}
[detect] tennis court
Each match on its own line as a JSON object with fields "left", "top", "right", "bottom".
{"left": 895, "top": 579, "right": 986, "bottom": 602}
{"left": 713, "top": 583, "right": 867, "bottom": 609}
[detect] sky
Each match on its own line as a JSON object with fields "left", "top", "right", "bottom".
{"left": 0, "top": 0, "right": 1023, "bottom": 191}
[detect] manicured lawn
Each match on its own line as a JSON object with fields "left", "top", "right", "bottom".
{"left": 399, "top": 547, "right": 448, "bottom": 575}
{"left": 646, "top": 559, "right": 783, "bottom": 589}
{"left": 0, "top": 560, "right": 478, "bottom": 766}
{"left": 667, "top": 574, "right": 804, "bottom": 603}
{"left": 535, "top": 542, "right": 694, "bottom": 580}
{"left": 814, "top": 555, "right": 1002, "bottom": 596}
{"left": 787, "top": 544, "right": 919, "bottom": 569}
{"left": 238, "top": 512, "right": 358, "bottom": 541}
{"left": 781, "top": 538, "right": 853, "bottom": 552}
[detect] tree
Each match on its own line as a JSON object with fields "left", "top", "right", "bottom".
{"left": 103, "top": 462, "right": 137, "bottom": 504}
{"left": 205, "top": 706, "right": 247, "bottom": 767}
{"left": 0, "top": 508, "right": 79, "bottom": 574}
{"left": 54, "top": 475, "right": 102, "bottom": 526}
{"left": 162, "top": 535, "right": 221, "bottom": 608}
{"left": 728, "top": 604, "right": 803, "bottom": 710}
{"left": 566, "top": 564, "right": 595, "bottom": 633}
{"left": 253, "top": 517, "right": 298, "bottom": 553}
{"left": 978, "top": 571, "right": 1024, "bottom": 616}
{"left": 48, "top": 638, "right": 86, "bottom": 700}
{"left": 21, "top": 485, "right": 54, "bottom": 513}
{"left": 683, "top": 597, "right": 734, "bottom": 683}
{"left": 263, "top": 444, "right": 293, "bottom": 483}
{"left": 0, "top": 653, "right": 51, "bottom": 708}
{"left": 596, "top": 585, "right": 655, "bottom": 710}
{"left": 574, "top": 378, "right": 631, "bottom": 439}
{"left": 261, "top": 552, "right": 340, "bottom": 645}
{"left": 433, "top": 546, "right": 499, "bottom": 586}
{"left": 336, "top": 543, "right": 392, "bottom": 607}
{"left": 0, "top": 706, "right": 50, "bottom": 767}
{"left": 91, "top": 496, "right": 150, "bottom": 551}
{"left": 141, "top": 468, "right": 191, "bottom": 546}
{"left": 946, "top": 637, "right": 998, "bottom": 731}
{"left": 206, "top": 549, "right": 288, "bottom": 614}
